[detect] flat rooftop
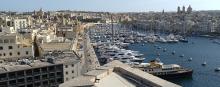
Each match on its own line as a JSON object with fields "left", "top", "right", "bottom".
{"left": 0, "top": 51, "right": 80, "bottom": 74}
{"left": 59, "top": 60, "right": 181, "bottom": 87}
{"left": 95, "top": 72, "right": 136, "bottom": 87}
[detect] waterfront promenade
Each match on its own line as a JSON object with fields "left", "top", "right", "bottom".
{"left": 72, "top": 24, "right": 100, "bottom": 73}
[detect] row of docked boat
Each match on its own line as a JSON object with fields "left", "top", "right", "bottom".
{"left": 95, "top": 43, "right": 196, "bottom": 78}
{"left": 93, "top": 40, "right": 196, "bottom": 79}
{"left": 90, "top": 24, "right": 147, "bottom": 65}
{"left": 89, "top": 24, "right": 188, "bottom": 45}
{"left": 94, "top": 43, "right": 145, "bottom": 65}
{"left": 91, "top": 32, "right": 188, "bottom": 44}
{"left": 146, "top": 34, "right": 188, "bottom": 43}
{"left": 89, "top": 23, "right": 220, "bottom": 86}
{"left": 90, "top": 23, "right": 195, "bottom": 79}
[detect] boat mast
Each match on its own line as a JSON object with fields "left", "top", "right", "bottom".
{"left": 109, "top": 13, "right": 114, "bottom": 45}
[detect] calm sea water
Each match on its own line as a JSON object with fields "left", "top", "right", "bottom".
{"left": 128, "top": 37, "right": 220, "bottom": 87}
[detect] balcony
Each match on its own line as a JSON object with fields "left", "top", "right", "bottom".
{"left": 26, "top": 77, "right": 33, "bottom": 82}
{"left": 34, "top": 76, "right": 41, "bottom": 81}
{"left": 49, "top": 79, "right": 56, "bottom": 85}
{"left": 49, "top": 73, "right": 55, "bottom": 78}
{"left": 48, "top": 66, "right": 55, "bottom": 72}
{"left": 56, "top": 72, "right": 63, "bottom": 77}
{"left": 9, "top": 80, "right": 16, "bottom": 86}
{"left": 56, "top": 78, "right": 63, "bottom": 83}
{"left": 56, "top": 65, "right": 63, "bottom": 70}
{"left": 42, "top": 81, "right": 49, "bottom": 86}
{"left": 34, "top": 82, "right": 41, "bottom": 87}
{"left": 0, "top": 74, "right": 7, "bottom": 81}
{"left": 0, "top": 82, "right": 7, "bottom": 87}
{"left": 17, "top": 71, "right": 25, "bottom": 78}
{"left": 25, "top": 70, "right": 33, "bottom": 76}
{"left": 42, "top": 74, "right": 49, "bottom": 79}
{"left": 8, "top": 72, "right": 16, "bottom": 79}
{"left": 33, "top": 68, "right": 41, "bottom": 75}
{"left": 41, "top": 67, "right": 48, "bottom": 74}
{"left": 17, "top": 78, "right": 25, "bottom": 84}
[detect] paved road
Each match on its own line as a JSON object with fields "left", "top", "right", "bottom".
{"left": 80, "top": 29, "right": 100, "bottom": 73}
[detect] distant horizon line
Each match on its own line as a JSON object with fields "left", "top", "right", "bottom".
{"left": 1, "top": 9, "right": 220, "bottom": 13}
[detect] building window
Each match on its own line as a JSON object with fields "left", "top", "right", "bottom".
{"left": 72, "top": 70, "right": 74, "bottom": 73}
{"left": 0, "top": 53, "right": 2, "bottom": 56}
{"left": 65, "top": 65, "right": 68, "bottom": 68}
{"left": 18, "top": 45, "right": 20, "bottom": 48}
{"left": 10, "top": 39, "right": 15, "bottom": 43}
{"left": 0, "top": 39, "right": 3, "bottom": 43}
{"left": 26, "top": 51, "right": 29, "bottom": 55}
{"left": 66, "top": 72, "right": 68, "bottom": 75}
{"left": 0, "top": 46, "right": 3, "bottom": 50}
{"left": 4, "top": 39, "right": 9, "bottom": 43}
{"left": 6, "top": 21, "right": 10, "bottom": 26}
{"left": 72, "top": 64, "right": 74, "bottom": 67}
{"left": 17, "top": 52, "right": 20, "bottom": 55}
{"left": 9, "top": 52, "right": 12, "bottom": 56}
{"left": 8, "top": 46, "right": 13, "bottom": 49}
{"left": 3, "top": 53, "right": 6, "bottom": 56}
{"left": 66, "top": 78, "right": 69, "bottom": 81}
{"left": 0, "top": 28, "right": 2, "bottom": 32}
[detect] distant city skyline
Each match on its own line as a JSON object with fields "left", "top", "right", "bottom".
{"left": 0, "top": 0, "right": 220, "bottom": 12}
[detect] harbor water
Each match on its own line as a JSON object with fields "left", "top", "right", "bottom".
{"left": 128, "top": 37, "right": 220, "bottom": 87}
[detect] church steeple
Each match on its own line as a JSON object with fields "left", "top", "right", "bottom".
{"left": 187, "top": 5, "right": 192, "bottom": 14}
{"left": 177, "top": 6, "right": 181, "bottom": 14}
{"left": 182, "top": 6, "right": 186, "bottom": 13}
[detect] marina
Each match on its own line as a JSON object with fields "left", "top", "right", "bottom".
{"left": 128, "top": 37, "right": 220, "bottom": 87}
{"left": 89, "top": 24, "right": 220, "bottom": 87}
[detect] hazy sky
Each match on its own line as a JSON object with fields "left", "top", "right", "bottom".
{"left": 0, "top": 0, "right": 219, "bottom": 12}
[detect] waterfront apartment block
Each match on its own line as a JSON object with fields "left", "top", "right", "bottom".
{"left": 0, "top": 51, "right": 82, "bottom": 87}
{"left": 0, "top": 64, "right": 64, "bottom": 87}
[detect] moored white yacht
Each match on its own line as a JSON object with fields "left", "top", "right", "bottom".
{"left": 97, "top": 45, "right": 145, "bottom": 64}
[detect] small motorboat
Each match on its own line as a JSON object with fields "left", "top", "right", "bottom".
{"left": 157, "top": 53, "right": 160, "bottom": 56}
{"left": 157, "top": 47, "right": 161, "bottom": 49}
{"left": 202, "top": 62, "right": 207, "bottom": 66}
{"left": 188, "top": 58, "right": 192, "bottom": 61}
{"left": 180, "top": 54, "right": 184, "bottom": 57}
{"left": 163, "top": 48, "right": 167, "bottom": 52}
{"left": 179, "top": 38, "right": 188, "bottom": 43}
{"left": 172, "top": 51, "right": 175, "bottom": 55}
{"left": 215, "top": 68, "right": 220, "bottom": 72}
